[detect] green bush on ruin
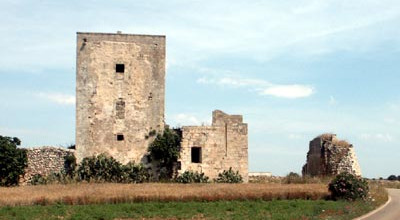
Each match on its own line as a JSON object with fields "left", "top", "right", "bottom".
{"left": 175, "top": 170, "right": 209, "bottom": 183}
{"left": 214, "top": 167, "right": 243, "bottom": 183}
{"left": 77, "top": 154, "right": 124, "bottom": 182}
{"left": 147, "top": 127, "right": 181, "bottom": 179}
{"left": 76, "top": 154, "right": 149, "bottom": 183}
{"left": 121, "top": 162, "right": 150, "bottom": 183}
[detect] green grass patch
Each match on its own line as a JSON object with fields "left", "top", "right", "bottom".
{"left": 0, "top": 199, "right": 378, "bottom": 220}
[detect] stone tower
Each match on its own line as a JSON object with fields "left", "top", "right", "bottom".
{"left": 302, "top": 134, "right": 362, "bottom": 177}
{"left": 76, "top": 32, "right": 165, "bottom": 164}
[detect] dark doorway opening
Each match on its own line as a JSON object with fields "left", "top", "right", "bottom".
{"left": 191, "top": 147, "right": 202, "bottom": 163}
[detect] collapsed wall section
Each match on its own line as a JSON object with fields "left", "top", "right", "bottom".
{"left": 302, "top": 134, "right": 362, "bottom": 177}
{"left": 22, "top": 147, "right": 75, "bottom": 183}
{"left": 178, "top": 110, "right": 248, "bottom": 182}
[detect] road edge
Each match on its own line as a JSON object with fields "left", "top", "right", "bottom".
{"left": 353, "top": 191, "right": 392, "bottom": 220}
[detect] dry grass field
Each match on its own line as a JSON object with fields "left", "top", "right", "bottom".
{"left": 0, "top": 183, "right": 389, "bottom": 219}
{"left": 0, "top": 183, "right": 329, "bottom": 206}
{"left": 371, "top": 180, "right": 400, "bottom": 189}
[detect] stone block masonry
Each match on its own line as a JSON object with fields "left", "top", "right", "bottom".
{"left": 22, "top": 147, "right": 75, "bottom": 184}
{"left": 178, "top": 110, "right": 249, "bottom": 182}
{"left": 76, "top": 32, "right": 165, "bottom": 164}
{"left": 16, "top": 32, "right": 250, "bottom": 184}
{"left": 302, "top": 134, "right": 361, "bottom": 177}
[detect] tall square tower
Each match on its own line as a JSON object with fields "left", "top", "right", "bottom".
{"left": 76, "top": 32, "right": 165, "bottom": 164}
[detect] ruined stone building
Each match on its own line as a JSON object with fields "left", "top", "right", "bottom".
{"left": 76, "top": 32, "right": 165, "bottom": 164}
{"left": 74, "top": 32, "right": 249, "bottom": 181}
{"left": 22, "top": 147, "right": 74, "bottom": 183}
{"left": 178, "top": 110, "right": 248, "bottom": 182}
{"left": 17, "top": 32, "right": 248, "bottom": 183}
{"left": 302, "top": 134, "right": 361, "bottom": 177}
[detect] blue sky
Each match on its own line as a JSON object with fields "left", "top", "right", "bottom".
{"left": 1, "top": 0, "right": 399, "bottom": 178}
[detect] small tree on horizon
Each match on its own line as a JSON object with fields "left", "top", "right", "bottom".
{"left": 0, "top": 136, "right": 28, "bottom": 186}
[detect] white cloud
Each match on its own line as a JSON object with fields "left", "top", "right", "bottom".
{"left": 37, "top": 92, "right": 75, "bottom": 105}
{"left": 259, "top": 85, "right": 314, "bottom": 99}
{"left": 360, "top": 133, "right": 394, "bottom": 142}
{"left": 167, "top": 113, "right": 211, "bottom": 127}
{"left": 197, "top": 77, "right": 270, "bottom": 88}
{"left": 1, "top": 1, "right": 399, "bottom": 71}
{"left": 198, "top": 76, "right": 314, "bottom": 99}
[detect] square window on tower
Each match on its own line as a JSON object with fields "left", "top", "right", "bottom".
{"left": 116, "top": 64, "right": 125, "bottom": 73}
{"left": 117, "top": 134, "right": 124, "bottom": 141}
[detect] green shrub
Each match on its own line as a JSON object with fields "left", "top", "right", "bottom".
{"left": 30, "top": 174, "right": 47, "bottom": 185}
{"left": 283, "top": 172, "right": 304, "bottom": 184}
{"left": 176, "top": 170, "right": 209, "bottom": 183}
{"left": 387, "top": 175, "right": 397, "bottom": 181}
{"left": 64, "top": 154, "right": 77, "bottom": 178}
{"left": 121, "top": 162, "right": 150, "bottom": 183}
{"left": 77, "top": 154, "right": 123, "bottom": 182}
{"left": 148, "top": 127, "right": 181, "bottom": 179}
{"left": 76, "top": 154, "right": 149, "bottom": 183}
{"left": 214, "top": 168, "right": 243, "bottom": 183}
{"left": 29, "top": 172, "right": 73, "bottom": 185}
{"left": 0, "top": 136, "right": 27, "bottom": 186}
{"left": 328, "top": 172, "right": 369, "bottom": 201}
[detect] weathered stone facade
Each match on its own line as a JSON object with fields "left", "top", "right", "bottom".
{"left": 22, "top": 147, "right": 74, "bottom": 183}
{"left": 178, "top": 110, "right": 248, "bottom": 182}
{"left": 76, "top": 32, "right": 165, "bottom": 164}
{"left": 302, "top": 134, "right": 361, "bottom": 177}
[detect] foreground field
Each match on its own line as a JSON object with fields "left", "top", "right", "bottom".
{"left": 0, "top": 199, "right": 379, "bottom": 220}
{"left": 0, "top": 183, "right": 328, "bottom": 206}
{"left": 0, "top": 183, "right": 388, "bottom": 219}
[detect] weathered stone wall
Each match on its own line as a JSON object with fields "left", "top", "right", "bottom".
{"left": 76, "top": 32, "right": 165, "bottom": 164}
{"left": 178, "top": 110, "right": 248, "bottom": 182}
{"left": 302, "top": 134, "right": 361, "bottom": 177}
{"left": 22, "top": 147, "right": 75, "bottom": 183}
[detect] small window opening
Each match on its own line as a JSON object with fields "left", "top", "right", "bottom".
{"left": 117, "top": 134, "right": 124, "bottom": 141}
{"left": 191, "top": 147, "right": 202, "bottom": 163}
{"left": 116, "top": 64, "right": 125, "bottom": 73}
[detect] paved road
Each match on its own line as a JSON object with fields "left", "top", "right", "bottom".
{"left": 359, "top": 188, "right": 400, "bottom": 220}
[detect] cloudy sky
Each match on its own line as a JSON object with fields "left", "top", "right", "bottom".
{"left": 1, "top": 0, "right": 399, "bottom": 178}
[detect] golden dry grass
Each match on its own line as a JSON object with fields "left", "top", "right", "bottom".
{"left": 373, "top": 180, "right": 400, "bottom": 189}
{"left": 367, "top": 181, "right": 389, "bottom": 209}
{"left": 0, "top": 183, "right": 329, "bottom": 206}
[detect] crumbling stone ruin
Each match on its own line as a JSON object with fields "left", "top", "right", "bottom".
{"left": 22, "top": 147, "right": 74, "bottom": 184}
{"left": 75, "top": 32, "right": 166, "bottom": 164}
{"left": 18, "top": 32, "right": 249, "bottom": 183}
{"left": 302, "top": 134, "right": 361, "bottom": 177}
{"left": 178, "top": 110, "right": 248, "bottom": 182}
